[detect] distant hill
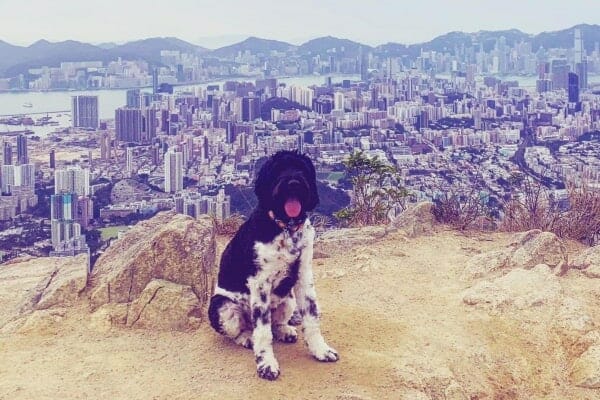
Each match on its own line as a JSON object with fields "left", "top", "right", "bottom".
{"left": 298, "top": 36, "right": 370, "bottom": 57}
{"left": 1, "top": 24, "right": 600, "bottom": 78}
{"left": 210, "top": 36, "right": 294, "bottom": 59}
{"left": 0, "top": 37, "right": 207, "bottom": 78}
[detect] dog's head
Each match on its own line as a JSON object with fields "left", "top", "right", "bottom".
{"left": 254, "top": 150, "right": 319, "bottom": 222}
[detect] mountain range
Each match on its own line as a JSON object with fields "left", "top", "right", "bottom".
{"left": 0, "top": 24, "right": 598, "bottom": 78}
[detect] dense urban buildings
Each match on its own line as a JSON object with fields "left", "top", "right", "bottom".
{"left": 1, "top": 26, "right": 600, "bottom": 261}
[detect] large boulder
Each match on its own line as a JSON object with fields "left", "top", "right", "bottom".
{"left": 509, "top": 230, "right": 567, "bottom": 270}
{"left": 0, "top": 255, "right": 88, "bottom": 332}
{"left": 389, "top": 202, "right": 436, "bottom": 238}
{"left": 462, "top": 230, "right": 568, "bottom": 279}
{"left": 87, "top": 212, "right": 216, "bottom": 331}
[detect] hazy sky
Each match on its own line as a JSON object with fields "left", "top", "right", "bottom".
{"left": 0, "top": 0, "right": 597, "bottom": 48}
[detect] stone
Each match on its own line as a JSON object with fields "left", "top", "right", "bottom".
{"left": 126, "top": 279, "right": 203, "bottom": 331}
{"left": 571, "top": 345, "right": 600, "bottom": 388}
{"left": 36, "top": 257, "right": 88, "bottom": 310}
{"left": 0, "top": 255, "right": 88, "bottom": 331}
{"left": 462, "top": 266, "right": 562, "bottom": 310}
{"left": 88, "top": 212, "right": 216, "bottom": 317}
{"left": 462, "top": 249, "right": 511, "bottom": 279}
{"left": 389, "top": 202, "right": 436, "bottom": 238}
{"left": 570, "top": 245, "right": 600, "bottom": 278}
{"left": 509, "top": 230, "right": 567, "bottom": 269}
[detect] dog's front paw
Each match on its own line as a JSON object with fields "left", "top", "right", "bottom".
{"left": 273, "top": 324, "right": 298, "bottom": 343}
{"left": 312, "top": 344, "right": 339, "bottom": 362}
{"left": 256, "top": 358, "right": 280, "bottom": 380}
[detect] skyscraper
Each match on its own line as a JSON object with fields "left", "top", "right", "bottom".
{"left": 16, "top": 134, "right": 28, "bottom": 165}
{"left": 115, "top": 108, "right": 157, "bottom": 144}
{"left": 72, "top": 95, "right": 99, "bottom": 129}
{"left": 574, "top": 28, "right": 588, "bottom": 90}
{"left": 3, "top": 142, "right": 12, "bottom": 165}
{"left": 164, "top": 148, "right": 183, "bottom": 193}
{"left": 568, "top": 72, "right": 579, "bottom": 103}
{"left": 126, "top": 89, "right": 141, "bottom": 108}
{"left": 241, "top": 97, "right": 260, "bottom": 122}
{"left": 55, "top": 166, "right": 90, "bottom": 197}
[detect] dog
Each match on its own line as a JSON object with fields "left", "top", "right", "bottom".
{"left": 208, "top": 150, "right": 339, "bottom": 380}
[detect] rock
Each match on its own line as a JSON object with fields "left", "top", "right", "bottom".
{"left": 462, "top": 230, "right": 567, "bottom": 279}
{"left": 509, "top": 230, "right": 567, "bottom": 269}
{"left": 571, "top": 345, "right": 600, "bottom": 388}
{"left": 570, "top": 245, "right": 600, "bottom": 278}
{"left": 126, "top": 280, "right": 203, "bottom": 331}
{"left": 462, "top": 265, "right": 562, "bottom": 310}
{"left": 36, "top": 257, "right": 88, "bottom": 310}
{"left": 389, "top": 202, "right": 436, "bottom": 238}
{"left": 0, "top": 255, "right": 88, "bottom": 331}
{"left": 88, "top": 212, "right": 216, "bottom": 318}
{"left": 1, "top": 308, "right": 67, "bottom": 334}
{"left": 462, "top": 249, "right": 511, "bottom": 279}
{"left": 554, "top": 297, "right": 595, "bottom": 334}
{"left": 397, "top": 389, "right": 430, "bottom": 400}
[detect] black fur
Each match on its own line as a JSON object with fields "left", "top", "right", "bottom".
{"left": 211, "top": 151, "right": 319, "bottom": 296}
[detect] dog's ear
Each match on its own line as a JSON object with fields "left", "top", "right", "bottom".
{"left": 301, "top": 153, "right": 319, "bottom": 211}
{"left": 254, "top": 156, "right": 274, "bottom": 208}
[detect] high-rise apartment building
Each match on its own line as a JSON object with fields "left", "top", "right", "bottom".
{"left": 3, "top": 142, "right": 12, "bottom": 165}
{"left": 115, "top": 107, "right": 157, "bottom": 144}
{"left": 164, "top": 148, "right": 183, "bottom": 193}
{"left": 55, "top": 166, "right": 90, "bottom": 197}
{"left": 72, "top": 95, "right": 99, "bottom": 129}
{"left": 1, "top": 164, "right": 35, "bottom": 194}
{"left": 16, "top": 134, "right": 28, "bottom": 165}
{"left": 241, "top": 97, "right": 260, "bottom": 122}
{"left": 126, "top": 89, "right": 141, "bottom": 108}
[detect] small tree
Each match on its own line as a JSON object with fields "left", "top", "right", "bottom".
{"left": 334, "top": 151, "right": 408, "bottom": 226}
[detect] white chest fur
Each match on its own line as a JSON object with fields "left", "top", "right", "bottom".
{"left": 251, "top": 220, "right": 314, "bottom": 289}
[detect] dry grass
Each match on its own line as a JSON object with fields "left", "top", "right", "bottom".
{"left": 501, "top": 178, "right": 600, "bottom": 245}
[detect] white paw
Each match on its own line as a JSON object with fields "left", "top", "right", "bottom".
{"left": 256, "top": 354, "right": 280, "bottom": 380}
{"left": 273, "top": 324, "right": 298, "bottom": 343}
{"left": 311, "top": 343, "right": 339, "bottom": 362}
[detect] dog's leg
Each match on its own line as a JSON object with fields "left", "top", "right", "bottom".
{"left": 208, "top": 294, "right": 253, "bottom": 349}
{"left": 272, "top": 294, "right": 298, "bottom": 343}
{"left": 248, "top": 278, "right": 280, "bottom": 380}
{"left": 294, "top": 225, "right": 339, "bottom": 362}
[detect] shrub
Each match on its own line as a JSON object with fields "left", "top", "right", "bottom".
{"left": 334, "top": 151, "right": 408, "bottom": 227}
{"left": 432, "top": 183, "right": 493, "bottom": 230}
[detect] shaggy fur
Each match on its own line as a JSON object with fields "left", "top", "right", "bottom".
{"left": 208, "top": 150, "right": 339, "bottom": 380}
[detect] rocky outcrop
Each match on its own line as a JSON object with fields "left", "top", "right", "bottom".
{"left": 570, "top": 245, "right": 600, "bottom": 278}
{"left": 0, "top": 255, "right": 88, "bottom": 333}
{"left": 463, "top": 229, "right": 568, "bottom": 278}
{"left": 87, "top": 212, "right": 216, "bottom": 331}
{"left": 462, "top": 264, "right": 563, "bottom": 310}
{"left": 389, "top": 202, "right": 436, "bottom": 238}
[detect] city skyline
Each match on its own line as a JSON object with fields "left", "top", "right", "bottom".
{"left": 1, "top": 0, "right": 598, "bottom": 48}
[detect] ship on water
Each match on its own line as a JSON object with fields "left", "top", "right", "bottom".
{"left": 22, "top": 102, "right": 33, "bottom": 108}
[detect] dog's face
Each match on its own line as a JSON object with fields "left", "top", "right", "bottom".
{"left": 254, "top": 151, "right": 319, "bottom": 221}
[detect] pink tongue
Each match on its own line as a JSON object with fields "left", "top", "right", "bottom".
{"left": 284, "top": 198, "right": 302, "bottom": 218}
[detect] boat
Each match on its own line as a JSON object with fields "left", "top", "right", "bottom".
{"left": 22, "top": 102, "right": 33, "bottom": 108}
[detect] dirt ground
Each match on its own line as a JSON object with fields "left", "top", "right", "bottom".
{"left": 1, "top": 229, "right": 599, "bottom": 400}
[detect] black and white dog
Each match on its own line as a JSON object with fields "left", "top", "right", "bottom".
{"left": 208, "top": 150, "right": 339, "bottom": 380}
